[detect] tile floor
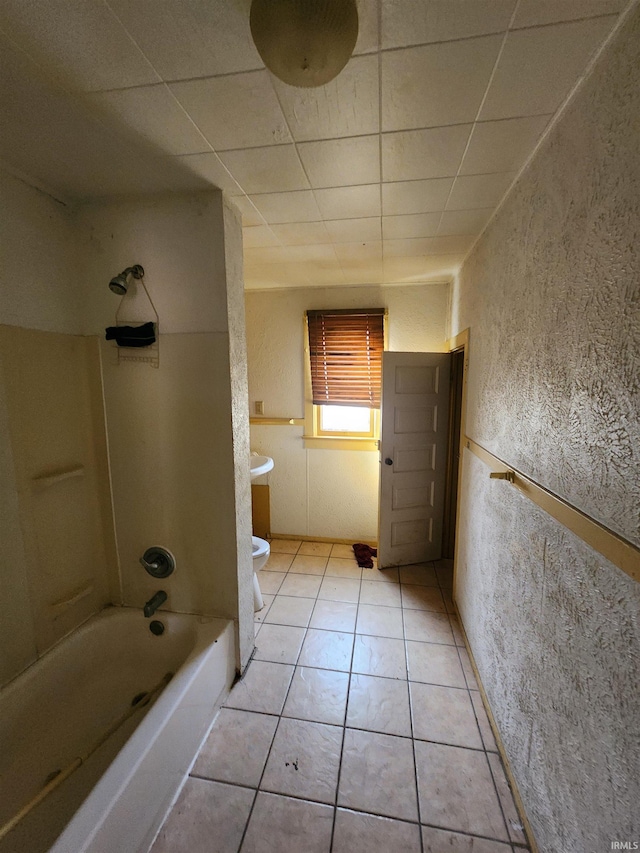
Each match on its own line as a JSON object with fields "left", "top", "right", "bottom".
{"left": 151, "top": 541, "right": 530, "bottom": 853}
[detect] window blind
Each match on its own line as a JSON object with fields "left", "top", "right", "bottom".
{"left": 307, "top": 309, "right": 384, "bottom": 408}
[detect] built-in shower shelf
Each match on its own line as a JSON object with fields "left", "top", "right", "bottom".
{"left": 32, "top": 465, "right": 85, "bottom": 489}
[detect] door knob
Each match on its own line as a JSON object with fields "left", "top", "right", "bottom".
{"left": 384, "top": 458, "right": 393, "bottom": 465}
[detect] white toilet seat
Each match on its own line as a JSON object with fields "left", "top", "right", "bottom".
{"left": 251, "top": 536, "right": 270, "bottom": 611}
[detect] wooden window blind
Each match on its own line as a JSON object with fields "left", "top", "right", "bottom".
{"left": 307, "top": 309, "right": 384, "bottom": 408}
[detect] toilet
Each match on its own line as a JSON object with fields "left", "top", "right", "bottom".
{"left": 252, "top": 535, "right": 270, "bottom": 611}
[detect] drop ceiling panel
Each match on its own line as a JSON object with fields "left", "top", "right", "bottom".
{"left": 512, "top": 0, "right": 625, "bottom": 28}
{"left": 231, "top": 195, "right": 265, "bottom": 226}
{"left": 169, "top": 71, "right": 291, "bottom": 151}
{"left": 297, "top": 136, "right": 380, "bottom": 189}
{"left": 242, "top": 225, "right": 280, "bottom": 248}
{"left": 382, "top": 125, "right": 472, "bottom": 182}
{"left": 324, "top": 218, "right": 382, "bottom": 243}
{"left": 333, "top": 242, "right": 383, "bottom": 263}
{"left": 271, "top": 222, "right": 332, "bottom": 245}
{"left": 382, "top": 178, "right": 453, "bottom": 216}
{"left": 480, "top": 17, "right": 617, "bottom": 121}
{"left": 107, "top": 0, "right": 263, "bottom": 80}
{"left": 0, "top": 0, "right": 159, "bottom": 92}
{"left": 88, "top": 85, "right": 210, "bottom": 156}
{"left": 383, "top": 255, "right": 464, "bottom": 282}
{"left": 382, "top": 213, "right": 442, "bottom": 240}
{"left": 385, "top": 237, "right": 468, "bottom": 257}
{"left": 447, "top": 172, "right": 516, "bottom": 210}
{"left": 438, "top": 209, "right": 494, "bottom": 236}
{"left": 381, "top": 0, "right": 516, "bottom": 49}
{"left": 174, "top": 153, "right": 244, "bottom": 196}
{"left": 342, "top": 263, "right": 384, "bottom": 285}
{"left": 273, "top": 55, "right": 379, "bottom": 141}
{"left": 219, "top": 145, "right": 309, "bottom": 194}
{"left": 244, "top": 263, "right": 312, "bottom": 289}
{"left": 314, "top": 185, "right": 381, "bottom": 220}
{"left": 249, "top": 191, "right": 322, "bottom": 224}
{"left": 460, "top": 115, "right": 550, "bottom": 175}
{"left": 382, "top": 35, "right": 501, "bottom": 131}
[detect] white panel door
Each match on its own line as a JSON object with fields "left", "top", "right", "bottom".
{"left": 378, "top": 352, "right": 451, "bottom": 568}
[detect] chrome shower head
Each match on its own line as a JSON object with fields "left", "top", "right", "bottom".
{"left": 108, "top": 264, "right": 144, "bottom": 295}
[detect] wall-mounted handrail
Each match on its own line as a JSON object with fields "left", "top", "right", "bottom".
{"left": 465, "top": 436, "right": 640, "bottom": 583}
{"left": 249, "top": 417, "right": 304, "bottom": 426}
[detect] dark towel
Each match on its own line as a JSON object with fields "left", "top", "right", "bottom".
{"left": 105, "top": 321, "right": 156, "bottom": 348}
{"left": 353, "top": 543, "right": 378, "bottom": 568}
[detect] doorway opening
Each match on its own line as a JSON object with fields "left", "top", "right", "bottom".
{"left": 442, "top": 348, "right": 465, "bottom": 559}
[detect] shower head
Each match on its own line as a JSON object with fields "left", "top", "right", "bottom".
{"left": 108, "top": 264, "right": 144, "bottom": 295}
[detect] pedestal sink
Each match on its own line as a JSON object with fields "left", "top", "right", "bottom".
{"left": 250, "top": 454, "right": 274, "bottom": 480}
{"left": 249, "top": 454, "right": 274, "bottom": 612}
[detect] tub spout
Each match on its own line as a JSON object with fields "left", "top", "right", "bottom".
{"left": 144, "top": 590, "right": 167, "bottom": 618}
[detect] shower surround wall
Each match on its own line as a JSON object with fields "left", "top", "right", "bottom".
{"left": 0, "top": 178, "right": 254, "bottom": 687}
{"left": 0, "top": 171, "right": 117, "bottom": 687}
{"left": 451, "top": 8, "right": 640, "bottom": 852}
{"left": 78, "top": 191, "right": 254, "bottom": 669}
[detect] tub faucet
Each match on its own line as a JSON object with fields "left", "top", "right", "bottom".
{"left": 144, "top": 590, "right": 167, "bottom": 618}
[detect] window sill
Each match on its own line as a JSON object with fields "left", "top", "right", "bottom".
{"left": 302, "top": 435, "right": 379, "bottom": 451}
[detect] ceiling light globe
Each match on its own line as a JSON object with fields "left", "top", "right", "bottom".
{"left": 250, "top": 0, "right": 359, "bottom": 88}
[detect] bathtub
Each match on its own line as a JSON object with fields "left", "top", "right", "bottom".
{"left": 0, "top": 607, "right": 235, "bottom": 853}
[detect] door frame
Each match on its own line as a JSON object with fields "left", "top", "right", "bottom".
{"left": 445, "top": 328, "right": 470, "bottom": 607}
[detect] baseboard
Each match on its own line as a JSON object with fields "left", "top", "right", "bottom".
{"left": 270, "top": 532, "right": 378, "bottom": 547}
{"left": 455, "top": 607, "right": 539, "bottom": 853}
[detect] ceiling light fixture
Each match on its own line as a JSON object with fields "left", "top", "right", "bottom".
{"left": 250, "top": 0, "right": 359, "bottom": 88}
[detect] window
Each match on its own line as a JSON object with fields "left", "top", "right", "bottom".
{"left": 304, "top": 308, "right": 385, "bottom": 448}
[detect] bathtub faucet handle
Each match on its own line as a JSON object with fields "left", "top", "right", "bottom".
{"left": 144, "top": 590, "right": 167, "bottom": 618}
{"left": 140, "top": 547, "right": 176, "bottom": 578}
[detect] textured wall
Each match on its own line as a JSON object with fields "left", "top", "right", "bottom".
{"left": 452, "top": 6, "right": 640, "bottom": 547}
{"left": 451, "top": 7, "right": 640, "bottom": 852}
{"left": 246, "top": 283, "right": 449, "bottom": 540}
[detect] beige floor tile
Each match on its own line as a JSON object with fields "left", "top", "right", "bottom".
{"left": 254, "top": 623, "right": 306, "bottom": 665}
{"left": 410, "top": 682, "right": 483, "bottom": 749}
{"left": 470, "top": 690, "right": 499, "bottom": 752}
{"left": 192, "top": 709, "right": 277, "bottom": 787}
{"left": 359, "top": 579, "right": 402, "bottom": 607}
{"left": 325, "top": 557, "right": 363, "bottom": 579}
{"left": 318, "top": 576, "right": 361, "bottom": 603}
{"left": 269, "top": 539, "right": 301, "bottom": 554}
{"left": 298, "top": 628, "right": 354, "bottom": 671}
{"left": 449, "top": 614, "right": 467, "bottom": 647}
{"left": 487, "top": 751, "right": 528, "bottom": 845}
{"left": 352, "top": 634, "right": 407, "bottom": 680}
{"left": 151, "top": 778, "right": 253, "bottom": 853}
{"left": 346, "top": 673, "right": 412, "bottom": 737}
{"left": 422, "top": 826, "right": 512, "bottom": 852}
{"left": 240, "top": 792, "right": 334, "bottom": 853}
{"left": 403, "top": 609, "right": 455, "bottom": 644}
{"left": 330, "top": 543, "right": 356, "bottom": 559}
{"left": 459, "top": 648, "right": 480, "bottom": 689}
{"left": 406, "top": 641, "right": 466, "bottom": 688}
{"left": 356, "top": 603, "right": 404, "bottom": 639}
{"left": 401, "top": 583, "right": 446, "bottom": 612}
{"left": 282, "top": 665, "right": 349, "bottom": 725}
{"left": 435, "top": 564, "right": 454, "bottom": 588}
{"left": 225, "top": 660, "right": 294, "bottom": 715}
{"left": 259, "top": 571, "right": 286, "bottom": 595}
{"left": 338, "top": 728, "right": 418, "bottom": 821}
{"left": 298, "top": 541, "right": 333, "bottom": 556}
{"left": 415, "top": 741, "right": 508, "bottom": 841}
{"left": 254, "top": 594, "right": 274, "bottom": 624}
{"left": 399, "top": 564, "right": 438, "bottom": 586}
{"left": 310, "top": 599, "right": 358, "bottom": 632}
{"left": 333, "top": 809, "right": 421, "bottom": 853}
{"left": 290, "top": 554, "right": 328, "bottom": 575}
{"left": 261, "top": 717, "right": 342, "bottom": 804}
{"left": 263, "top": 552, "right": 294, "bottom": 572}
{"left": 264, "top": 595, "right": 315, "bottom": 628}
{"left": 362, "top": 566, "right": 400, "bottom": 583}
{"left": 279, "top": 573, "right": 323, "bottom": 598}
